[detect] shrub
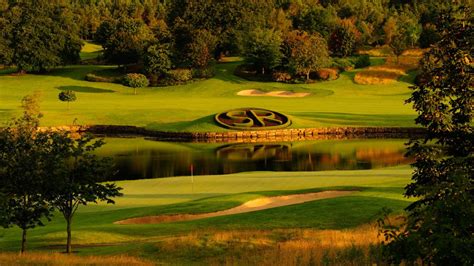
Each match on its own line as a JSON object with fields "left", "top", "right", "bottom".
{"left": 166, "top": 69, "right": 192, "bottom": 82}
{"left": 354, "top": 55, "right": 370, "bottom": 68}
{"left": 316, "top": 68, "right": 339, "bottom": 81}
{"left": 331, "top": 58, "right": 354, "bottom": 71}
{"left": 192, "top": 67, "right": 215, "bottom": 79}
{"left": 272, "top": 71, "right": 292, "bottom": 82}
{"left": 122, "top": 73, "right": 149, "bottom": 88}
{"left": 58, "top": 90, "right": 77, "bottom": 110}
{"left": 122, "top": 73, "right": 149, "bottom": 94}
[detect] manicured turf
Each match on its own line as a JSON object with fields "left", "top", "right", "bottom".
{"left": 0, "top": 166, "right": 412, "bottom": 256}
{"left": 0, "top": 58, "right": 417, "bottom": 132}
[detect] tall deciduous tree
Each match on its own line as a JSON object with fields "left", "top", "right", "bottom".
{"left": 0, "top": 1, "right": 82, "bottom": 72}
{"left": 329, "top": 20, "right": 359, "bottom": 57}
{"left": 0, "top": 93, "right": 53, "bottom": 253}
{"left": 144, "top": 44, "right": 172, "bottom": 76}
{"left": 382, "top": 8, "right": 473, "bottom": 265}
{"left": 103, "top": 18, "right": 154, "bottom": 66}
{"left": 187, "top": 29, "right": 217, "bottom": 69}
{"left": 244, "top": 28, "right": 283, "bottom": 75}
{"left": 47, "top": 134, "right": 122, "bottom": 253}
{"left": 284, "top": 30, "right": 329, "bottom": 80}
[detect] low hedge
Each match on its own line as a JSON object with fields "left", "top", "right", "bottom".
{"left": 85, "top": 73, "right": 122, "bottom": 83}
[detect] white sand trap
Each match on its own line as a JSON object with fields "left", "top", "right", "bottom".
{"left": 115, "top": 190, "right": 355, "bottom": 225}
{"left": 238, "top": 89, "right": 310, "bottom": 97}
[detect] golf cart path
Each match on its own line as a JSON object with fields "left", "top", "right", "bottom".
{"left": 115, "top": 190, "right": 355, "bottom": 225}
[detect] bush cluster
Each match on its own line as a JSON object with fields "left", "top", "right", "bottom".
{"left": 272, "top": 71, "right": 292, "bottom": 82}
{"left": 192, "top": 67, "right": 215, "bottom": 79}
{"left": 166, "top": 69, "right": 193, "bottom": 82}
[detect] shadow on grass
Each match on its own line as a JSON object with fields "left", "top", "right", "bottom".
{"left": 57, "top": 86, "right": 115, "bottom": 93}
{"left": 146, "top": 115, "right": 218, "bottom": 132}
{"left": 213, "top": 61, "right": 246, "bottom": 84}
{"left": 294, "top": 112, "right": 416, "bottom": 127}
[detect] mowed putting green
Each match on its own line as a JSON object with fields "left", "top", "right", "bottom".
{"left": 0, "top": 58, "right": 417, "bottom": 132}
{"left": 0, "top": 166, "right": 412, "bottom": 257}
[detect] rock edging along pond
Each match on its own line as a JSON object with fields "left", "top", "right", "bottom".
{"left": 38, "top": 125, "right": 426, "bottom": 143}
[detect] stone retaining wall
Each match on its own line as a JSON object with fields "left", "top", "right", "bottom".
{"left": 38, "top": 125, "right": 426, "bottom": 143}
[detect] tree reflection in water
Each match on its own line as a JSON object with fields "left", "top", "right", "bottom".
{"left": 100, "top": 138, "right": 411, "bottom": 180}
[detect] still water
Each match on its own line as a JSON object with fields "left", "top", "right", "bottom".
{"left": 96, "top": 138, "right": 410, "bottom": 180}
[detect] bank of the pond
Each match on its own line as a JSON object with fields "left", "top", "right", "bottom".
{"left": 40, "top": 124, "right": 425, "bottom": 142}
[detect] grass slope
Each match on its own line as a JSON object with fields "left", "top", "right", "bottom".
{"left": 0, "top": 60, "right": 416, "bottom": 132}
{"left": 0, "top": 166, "right": 412, "bottom": 258}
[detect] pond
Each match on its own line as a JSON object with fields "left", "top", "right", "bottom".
{"left": 96, "top": 138, "right": 410, "bottom": 181}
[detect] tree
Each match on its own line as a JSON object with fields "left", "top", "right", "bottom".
{"left": 144, "top": 44, "right": 172, "bottom": 76}
{"left": 122, "top": 73, "right": 149, "bottom": 95}
{"left": 381, "top": 8, "right": 473, "bottom": 265}
{"left": 187, "top": 29, "right": 217, "bottom": 69}
{"left": 244, "top": 28, "right": 283, "bottom": 75}
{"left": 383, "top": 17, "right": 398, "bottom": 45}
{"left": 390, "top": 30, "right": 409, "bottom": 64}
{"left": 329, "top": 21, "right": 358, "bottom": 57}
{"left": 1, "top": 1, "right": 82, "bottom": 72}
{"left": 47, "top": 134, "right": 122, "bottom": 253}
{"left": 284, "top": 30, "right": 329, "bottom": 80}
{"left": 0, "top": 94, "right": 53, "bottom": 253}
{"left": 58, "top": 90, "right": 77, "bottom": 111}
{"left": 103, "top": 18, "right": 154, "bottom": 66}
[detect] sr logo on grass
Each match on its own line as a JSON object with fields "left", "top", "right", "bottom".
{"left": 215, "top": 108, "right": 291, "bottom": 130}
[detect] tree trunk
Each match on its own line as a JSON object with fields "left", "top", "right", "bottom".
{"left": 261, "top": 67, "right": 265, "bottom": 75}
{"left": 134, "top": 88, "right": 137, "bottom": 95}
{"left": 66, "top": 217, "right": 72, "bottom": 253}
{"left": 306, "top": 71, "right": 310, "bottom": 81}
{"left": 21, "top": 228, "right": 27, "bottom": 254}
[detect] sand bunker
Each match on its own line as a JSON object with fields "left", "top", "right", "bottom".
{"left": 115, "top": 190, "right": 355, "bottom": 225}
{"left": 238, "top": 89, "right": 310, "bottom": 98}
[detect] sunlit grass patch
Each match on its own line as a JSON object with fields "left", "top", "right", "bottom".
{"left": 354, "top": 56, "right": 419, "bottom": 85}
{"left": 0, "top": 252, "right": 153, "bottom": 266}
{"left": 150, "top": 218, "right": 404, "bottom": 265}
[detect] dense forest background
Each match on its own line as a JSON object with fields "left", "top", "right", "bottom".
{"left": 0, "top": 0, "right": 471, "bottom": 83}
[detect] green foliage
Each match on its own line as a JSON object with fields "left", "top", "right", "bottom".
{"left": 187, "top": 29, "right": 217, "bottom": 69}
{"left": 0, "top": 94, "right": 53, "bottom": 253}
{"left": 389, "top": 31, "right": 409, "bottom": 63}
{"left": 122, "top": 73, "right": 149, "bottom": 94}
{"left": 58, "top": 90, "right": 77, "bottom": 110}
{"left": 419, "top": 25, "right": 441, "bottom": 48}
{"left": 283, "top": 30, "right": 330, "bottom": 80}
{"left": 292, "top": 6, "right": 338, "bottom": 38}
{"left": 144, "top": 44, "right": 172, "bottom": 76}
{"left": 192, "top": 66, "right": 215, "bottom": 79}
{"left": 166, "top": 69, "right": 193, "bottom": 83}
{"left": 46, "top": 133, "right": 122, "bottom": 253}
{"left": 94, "top": 20, "right": 116, "bottom": 45}
{"left": 0, "top": 1, "right": 82, "bottom": 72}
{"left": 382, "top": 8, "right": 474, "bottom": 265}
{"left": 102, "top": 18, "right": 154, "bottom": 66}
{"left": 58, "top": 90, "right": 77, "bottom": 103}
{"left": 329, "top": 25, "right": 357, "bottom": 57}
{"left": 354, "top": 55, "right": 370, "bottom": 69}
{"left": 244, "top": 28, "right": 283, "bottom": 75}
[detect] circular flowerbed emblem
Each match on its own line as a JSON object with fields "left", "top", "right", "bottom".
{"left": 215, "top": 108, "right": 291, "bottom": 130}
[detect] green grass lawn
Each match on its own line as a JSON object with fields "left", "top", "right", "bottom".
{"left": 0, "top": 166, "right": 412, "bottom": 257}
{"left": 0, "top": 58, "right": 417, "bottom": 132}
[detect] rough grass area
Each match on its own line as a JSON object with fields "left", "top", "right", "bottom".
{"left": 0, "top": 252, "right": 153, "bottom": 266}
{"left": 354, "top": 56, "right": 419, "bottom": 85}
{"left": 150, "top": 219, "right": 403, "bottom": 265}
